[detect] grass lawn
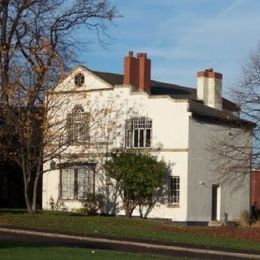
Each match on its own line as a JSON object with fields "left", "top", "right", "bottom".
{"left": 0, "top": 210, "right": 260, "bottom": 252}
{"left": 0, "top": 241, "right": 178, "bottom": 260}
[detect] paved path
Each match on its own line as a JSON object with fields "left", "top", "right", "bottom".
{"left": 0, "top": 227, "right": 260, "bottom": 259}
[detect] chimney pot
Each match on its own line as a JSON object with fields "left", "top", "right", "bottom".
{"left": 137, "top": 53, "right": 147, "bottom": 59}
{"left": 129, "top": 51, "right": 134, "bottom": 56}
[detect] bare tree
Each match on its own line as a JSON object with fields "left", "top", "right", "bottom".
{"left": 209, "top": 123, "right": 253, "bottom": 184}
{"left": 0, "top": 0, "right": 118, "bottom": 213}
{"left": 208, "top": 46, "right": 260, "bottom": 184}
{"left": 235, "top": 44, "right": 260, "bottom": 169}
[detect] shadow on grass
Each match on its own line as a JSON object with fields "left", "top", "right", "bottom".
{"left": 0, "top": 239, "right": 111, "bottom": 251}
{"left": 0, "top": 208, "right": 27, "bottom": 214}
{"left": 0, "top": 238, "right": 172, "bottom": 259}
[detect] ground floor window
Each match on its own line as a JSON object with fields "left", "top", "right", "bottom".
{"left": 61, "top": 168, "right": 93, "bottom": 199}
{"left": 169, "top": 176, "right": 180, "bottom": 205}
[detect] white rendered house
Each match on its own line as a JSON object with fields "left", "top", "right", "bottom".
{"left": 42, "top": 51, "right": 253, "bottom": 224}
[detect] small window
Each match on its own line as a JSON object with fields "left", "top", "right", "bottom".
{"left": 126, "top": 117, "right": 152, "bottom": 148}
{"left": 67, "top": 105, "right": 90, "bottom": 143}
{"left": 74, "top": 73, "right": 85, "bottom": 87}
{"left": 169, "top": 176, "right": 180, "bottom": 205}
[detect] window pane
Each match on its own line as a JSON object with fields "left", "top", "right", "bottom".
{"left": 78, "top": 169, "right": 93, "bottom": 198}
{"left": 134, "top": 129, "right": 139, "bottom": 147}
{"left": 62, "top": 169, "right": 74, "bottom": 199}
{"left": 78, "top": 169, "right": 87, "bottom": 198}
{"left": 66, "top": 107, "right": 89, "bottom": 143}
{"left": 139, "top": 129, "right": 144, "bottom": 147}
{"left": 146, "top": 129, "right": 151, "bottom": 147}
{"left": 169, "top": 176, "right": 180, "bottom": 205}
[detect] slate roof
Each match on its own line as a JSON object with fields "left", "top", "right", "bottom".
{"left": 92, "top": 70, "right": 240, "bottom": 111}
{"left": 93, "top": 70, "right": 196, "bottom": 98}
{"left": 89, "top": 70, "right": 256, "bottom": 127}
{"left": 188, "top": 100, "right": 254, "bottom": 127}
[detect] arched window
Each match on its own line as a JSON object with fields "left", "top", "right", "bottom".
{"left": 125, "top": 117, "right": 152, "bottom": 148}
{"left": 67, "top": 105, "right": 90, "bottom": 143}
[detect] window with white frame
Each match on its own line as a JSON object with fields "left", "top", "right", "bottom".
{"left": 125, "top": 117, "right": 152, "bottom": 148}
{"left": 169, "top": 176, "right": 180, "bottom": 205}
{"left": 61, "top": 168, "right": 92, "bottom": 199}
{"left": 67, "top": 105, "right": 90, "bottom": 143}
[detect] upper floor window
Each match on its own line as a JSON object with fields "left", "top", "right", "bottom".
{"left": 67, "top": 105, "right": 90, "bottom": 143}
{"left": 74, "top": 73, "right": 85, "bottom": 87}
{"left": 126, "top": 117, "right": 152, "bottom": 148}
{"left": 169, "top": 176, "right": 180, "bottom": 206}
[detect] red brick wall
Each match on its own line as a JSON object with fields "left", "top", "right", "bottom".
{"left": 123, "top": 51, "right": 151, "bottom": 92}
{"left": 123, "top": 52, "right": 139, "bottom": 89}
{"left": 251, "top": 170, "right": 260, "bottom": 209}
{"left": 137, "top": 53, "right": 151, "bottom": 92}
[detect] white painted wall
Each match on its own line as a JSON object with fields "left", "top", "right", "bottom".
{"left": 42, "top": 159, "right": 60, "bottom": 209}
{"left": 197, "top": 76, "right": 222, "bottom": 110}
{"left": 43, "top": 66, "right": 251, "bottom": 223}
{"left": 43, "top": 67, "right": 192, "bottom": 220}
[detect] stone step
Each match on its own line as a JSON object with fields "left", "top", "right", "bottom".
{"left": 208, "top": 221, "right": 224, "bottom": 227}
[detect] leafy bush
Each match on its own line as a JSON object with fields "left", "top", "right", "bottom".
{"left": 104, "top": 150, "right": 167, "bottom": 218}
{"left": 82, "top": 193, "right": 105, "bottom": 216}
{"left": 74, "top": 208, "right": 88, "bottom": 215}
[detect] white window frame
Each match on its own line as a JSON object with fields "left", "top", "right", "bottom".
{"left": 169, "top": 176, "right": 180, "bottom": 206}
{"left": 67, "top": 105, "right": 90, "bottom": 143}
{"left": 126, "top": 117, "right": 152, "bottom": 148}
{"left": 61, "top": 168, "right": 93, "bottom": 200}
{"left": 61, "top": 169, "right": 74, "bottom": 199}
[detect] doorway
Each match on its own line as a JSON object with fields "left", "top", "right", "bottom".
{"left": 212, "top": 184, "right": 220, "bottom": 221}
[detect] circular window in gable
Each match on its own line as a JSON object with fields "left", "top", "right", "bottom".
{"left": 74, "top": 73, "right": 85, "bottom": 87}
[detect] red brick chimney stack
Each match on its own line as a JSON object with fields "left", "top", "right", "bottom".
{"left": 124, "top": 51, "right": 151, "bottom": 92}
{"left": 137, "top": 53, "right": 151, "bottom": 92}
{"left": 124, "top": 51, "right": 139, "bottom": 89}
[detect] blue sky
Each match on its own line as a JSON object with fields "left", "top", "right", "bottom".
{"left": 75, "top": 0, "right": 260, "bottom": 95}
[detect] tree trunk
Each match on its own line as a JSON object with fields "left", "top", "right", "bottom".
{"left": 22, "top": 165, "right": 33, "bottom": 213}
{"left": 24, "top": 183, "right": 33, "bottom": 213}
{"left": 32, "top": 174, "right": 40, "bottom": 213}
{"left": 125, "top": 208, "right": 132, "bottom": 218}
{"left": 124, "top": 201, "right": 135, "bottom": 218}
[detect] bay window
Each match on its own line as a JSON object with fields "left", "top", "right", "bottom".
{"left": 61, "top": 168, "right": 93, "bottom": 199}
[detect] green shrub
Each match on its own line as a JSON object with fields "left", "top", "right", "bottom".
{"left": 74, "top": 208, "right": 88, "bottom": 215}
{"left": 82, "top": 193, "right": 105, "bottom": 216}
